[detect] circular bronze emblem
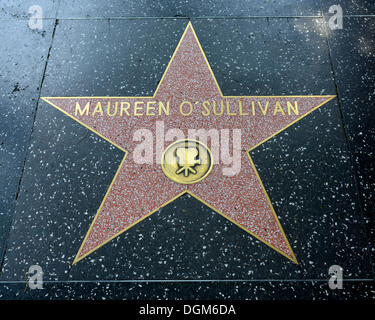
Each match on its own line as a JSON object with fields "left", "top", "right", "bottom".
{"left": 161, "top": 139, "right": 213, "bottom": 184}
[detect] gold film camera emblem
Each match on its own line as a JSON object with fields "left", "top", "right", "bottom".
{"left": 161, "top": 139, "right": 213, "bottom": 184}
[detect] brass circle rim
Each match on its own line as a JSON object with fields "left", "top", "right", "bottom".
{"left": 161, "top": 138, "right": 213, "bottom": 185}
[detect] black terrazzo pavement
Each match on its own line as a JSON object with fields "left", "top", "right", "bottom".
{"left": 0, "top": 18, "right": 55, "bottom": 268}
{"left": 0, "top": 1, "right": 374, "bottom": 300}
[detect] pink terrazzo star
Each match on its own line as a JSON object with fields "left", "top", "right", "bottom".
{"left": 42, "top": 22, "right": 335, "bottom": 264}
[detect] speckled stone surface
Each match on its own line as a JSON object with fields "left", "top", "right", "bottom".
{"left": 56, "top": 0, "right": 375, "bottom": 19}
{"left": 321, "top": 1, "right": 375, "bottom": 16}
{"left": 0, "top": 0, "right": 59, "bottom": 19}
{"left": 0, "top": 19, "right": 55, "bottom": 266}
{"left": 326, "top": 16, "right": 375, "bottom": 264}
{"left": 57, "top": 0, "right": 324, "bottom": 19}
{"left": 0, "top": 1, "right": 374, "bottom": 300}
{"left": 1, "top": 280, "right": 375, "bottom": 300}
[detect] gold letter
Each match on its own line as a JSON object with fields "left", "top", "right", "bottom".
{"left": 238, "top": 100, "right": 249, "bottom": 116}
{"left": 213, "top": 101, "right": 223, "bottom": 115}
{"left": 251, "top": 101, "right": 255, "bottom": 115}
{"left": 273, "top": 101, "right": 285, "bottom": 115}
{"left": 134, "top": 101, "right": 144, "bottom": 116}
{"left": 75, "top": 102, "right": 90, "bottom": 116}
{"left": 92, "top": 102, "right": 103, "bottom": 116}
{"left": 159, "top": 101, "right": 170, "bottom": 116}
{"left": 257, "top": 101, "right": 269, "bottom": 115}
{"left": 120, "top": 102, "right": 130, "bottom": 116}
{"left": 107, "top": 101, "right": 118, "bottom": 117}
{"left": 179, "top": 101, "right": 193, "bottom": 116}
{"left": 287, "top": 101, "right": 299, "bottom": 115}
{"left": 226, "top": 101, "right": 236, "bottom": 116}
{"left": 202, "top": 101, "right": 210, "bottom": 116}
{"left": 146, "top": 101, "right": 156, "bottom": 116}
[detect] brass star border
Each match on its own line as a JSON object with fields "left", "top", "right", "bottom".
{"left": 42, "top": 22, "right": 335, "bottom": 265}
